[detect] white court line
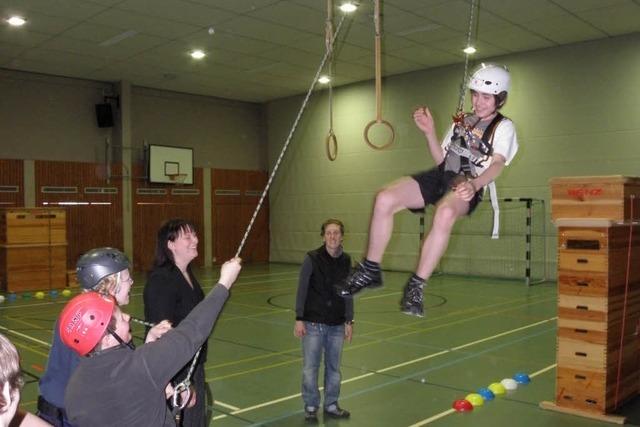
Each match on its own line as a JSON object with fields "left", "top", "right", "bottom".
{"left": 212, "top": 317, "right": 557, "bottom": 421}
{"left": 0, "top": 325, "right": 51, "bottom": 347}
{"left": 408, "top": 362, "right": 558, "bottom": 427}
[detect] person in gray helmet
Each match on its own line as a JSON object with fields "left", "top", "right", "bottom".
{"left": 37, "top": 248, "right": 171, "bottom": 427}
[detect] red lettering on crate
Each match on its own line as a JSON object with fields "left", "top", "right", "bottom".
{"left": 567, "top": 187, "right": 603, "bottom": 200}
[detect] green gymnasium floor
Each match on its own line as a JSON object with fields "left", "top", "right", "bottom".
{"left": 3, "top": 263, "right": 640, "bottom": 426}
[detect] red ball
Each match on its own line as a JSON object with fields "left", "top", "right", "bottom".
{"left": 452, "top": 399, "right": 474, "bottom": 412}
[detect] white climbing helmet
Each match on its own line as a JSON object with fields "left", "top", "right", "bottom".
{"left": 469, "top": 63, "right": 510, "bottom": 95}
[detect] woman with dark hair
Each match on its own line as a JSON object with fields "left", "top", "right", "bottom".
{"left": 143, "top": 219, "right": 207, "bottom": 426}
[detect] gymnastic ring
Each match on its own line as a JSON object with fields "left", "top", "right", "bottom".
{"left": 325, "top": 132, "right": 338, "bottom": 161}
{"left": 364, "top": 119, "right": 395, "bottom": 150}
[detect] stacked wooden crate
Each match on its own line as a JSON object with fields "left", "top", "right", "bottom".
{"left": 0, "top": 208, "right": 67, "bottom": 292}
{"left": 544, "top": 176, "right": 640, "bottom": 421}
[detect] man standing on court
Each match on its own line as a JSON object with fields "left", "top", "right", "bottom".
{"left": 294, "top": 219, "right": 353, "bottom": 422}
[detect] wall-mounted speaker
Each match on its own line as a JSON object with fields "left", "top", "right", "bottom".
{"left": 95, "top": 103, "right": 114, "bottom": 128}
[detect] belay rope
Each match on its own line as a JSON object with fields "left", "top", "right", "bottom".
{"left": 235, "top": 13, "right": 348, "bottom": 258}
{"left": 614, "top": 195, "right": 636, "bottom": 410}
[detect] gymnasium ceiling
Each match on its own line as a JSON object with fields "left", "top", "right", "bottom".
{"left": 1, "top": 0, "right": 639, "bottom": 103}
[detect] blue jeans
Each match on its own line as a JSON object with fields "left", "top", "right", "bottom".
{"left": 301, "top": 322, "right": 345, "bottom": 409}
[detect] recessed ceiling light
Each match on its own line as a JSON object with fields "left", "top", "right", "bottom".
{"left": 7, "top": 16, "right": 26, "bottom": 27}
{"left": 339, "top": 2, "right": 358, "bottom": 13}
{"left": 463, "top": 46, "right": 476, "bottom": 55}
{"left": 318, "top": 75, "right": 331, "bottom": 84}
{"left": 190, "top": 49, "right": 206, "bottom": 59}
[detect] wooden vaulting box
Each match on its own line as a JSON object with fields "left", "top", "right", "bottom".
{"left": 0, "top": 208, "right": 67, "bottom": 292}
{"left": 542, "top": 176, "right": 640, "bottom": 423}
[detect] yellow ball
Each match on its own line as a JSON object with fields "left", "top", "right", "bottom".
{"left": 488, "top": 382, "right": 506, "bottom": 395}
{"left": 35, "top": 291, "right": 45, "bottom": 299}
{"left": 61, "top": 289, "right": 72, "bottom": 297}
{"left": 465, "top": 393, "right": 484, "bottom": 406}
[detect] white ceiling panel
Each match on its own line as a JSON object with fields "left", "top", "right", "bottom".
{"left": 576, "top": 2, "right": 640, "bottom": 35}
{"left": 88, "top": 8, "right": 200, "bottom": 38}
{"left": 114, "top": 0, "right": 236, "bottom": 27}
{"left": 0, "top": 0, "right": 636, "bottom": 102}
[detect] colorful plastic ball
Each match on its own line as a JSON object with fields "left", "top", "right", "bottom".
{"left": 35, "top": 291, "right": 45, "bottom": 299}
{"left": 477, "top": 387, "right": 495, "bottom": 401}
{"left": 0, "top": 295, "right": 5, "bottom": 303}
{"left": 513, "top": 372, "right": 531, "bottom": 384}
{"left": 61, "top": 289, "right": 72, "bottom": 297}
{"left": 452, "top": 399, "right": 473, "bottom": 412}
{"left": 465, "top": 393, "right": 484, "bottom": 407}
{"left": 488, "top": 382, "right": 506, "bottom": 395}
{"left": 22, "top": 292, "right": 32, "bottom": 299}
{"left": 501, "top": 378, "right": 518, "bottom": 391}
{"left": 49, "top": 290, "right": 59, "bottom": 297}
{"left": 7, "top": 293, "right": 17, "bottom": 302}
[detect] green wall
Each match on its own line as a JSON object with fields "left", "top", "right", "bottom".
{"left": 266, "top": 33, "right": 640, "bottom": 280}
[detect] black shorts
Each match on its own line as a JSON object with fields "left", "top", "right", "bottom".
{"left": 409, "top": 164, "right": 483, "bottom": 215}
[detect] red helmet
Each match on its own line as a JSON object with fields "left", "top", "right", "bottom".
{"left": 59, "top": 293, "right": 115, "bottom": 356}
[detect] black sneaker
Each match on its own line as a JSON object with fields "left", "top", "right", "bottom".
{"left": 400, "top": 280, "right": 424, "bottom": 317}
{"left": 304, "top": 407, "right": 318, "bottom": 423}
{"left": 324, "top": 403, "right": 350, "bottom": 419}
{"left": 338, "top": 263, "right": 383, "bottom": 297}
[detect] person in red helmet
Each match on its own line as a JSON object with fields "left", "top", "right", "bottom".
{"left": 37, "top": 247, "right": 169, "bottom": 427}
{"left": 339, "top": 63, "right": 518, "bottom": 318}
{"left": 61, "top": 257, "right": 241, "bottom": 427}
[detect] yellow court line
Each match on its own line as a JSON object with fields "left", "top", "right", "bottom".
{"left": 407, "top": 362, "right": 558, "bottom": 427}
{"left": 210, "top": 318, "right": 557, "bottom": 421}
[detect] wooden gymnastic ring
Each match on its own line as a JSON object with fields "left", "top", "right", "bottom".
{"left": 364, "top": 119, "right": 395, "bottom": 150}
{"left": 325, "top": 132, "right": 338, "bottom": 161}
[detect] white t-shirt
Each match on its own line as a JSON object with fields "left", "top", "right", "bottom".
{"left": 441, "top": 115, "right": 518, "bottom": 176}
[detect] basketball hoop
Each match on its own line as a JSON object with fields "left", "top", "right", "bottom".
{"left": 167, "top": 173, "right": 187, "bottom": 185}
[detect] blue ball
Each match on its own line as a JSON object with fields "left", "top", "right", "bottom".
{"left": 478, "top": 387, "right": 495, "bottom": 401}
{"left": 49, "top": 290, "right": 59, "bottom": 297}
{"left": 7, "top": 293, "right": 17, "bottom": 301}
{"left": 513, "top": 372, "right": 531, "bottom": 384}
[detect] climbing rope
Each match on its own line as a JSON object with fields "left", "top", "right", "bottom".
{"left": 235, "top": 13, "right": 349, "bottom": 258}
{"left": 455, "top": 0, "right": 479, "bottom": 117}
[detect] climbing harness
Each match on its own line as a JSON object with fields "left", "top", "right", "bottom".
{"left": 131, "top": 316, "right": 201, "bottom": 422}
{"left": 447, "top": 0, "right": 504, "bottom": 238}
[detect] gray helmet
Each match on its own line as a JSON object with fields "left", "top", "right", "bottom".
{"left": 76, "top": 247, "right": 130, "bottom": 290}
